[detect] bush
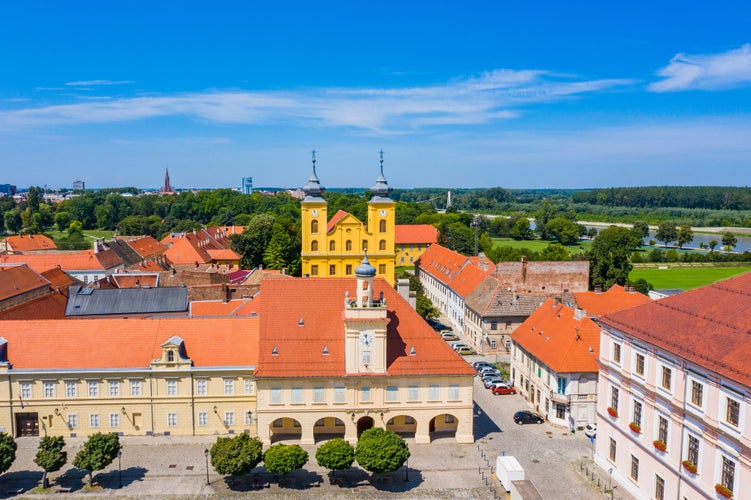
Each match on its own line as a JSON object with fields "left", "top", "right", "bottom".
{"left": 354, "top": 428, "right": 410, "bottom": 474}
{"left": 263, "top": 443, "right": 308, "bottom": 479}
{"left": 315, "top": 438, "right": 354, "bottom": 477}
{"left": 210, "top": 434, "right": 263, "bottom": 478}
{"left": 0, "top": 433, "right": 17, "bottom": 476}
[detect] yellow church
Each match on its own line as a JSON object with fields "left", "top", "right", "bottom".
{"left": 300, "top": 153, "right": 396, "bottom": 284}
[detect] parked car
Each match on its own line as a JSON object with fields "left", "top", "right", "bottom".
{"left": 584, "top": 423, "right": 597, "bottom": 438}
{"left": 441, "top": 332, "right": 459, "bottom": 341}
{"left": 482, "top": 377, "right": 505, "bottom": 388}
{"left": 430, "top": 322, "right": 451, "bottom": 332}
{"left": 491, "top": 384, "right": 517, "bottom": 395}
{"left": 451, "top": 342, "right": 471, "bottom": 351}
{"left": 455, "top": 346, "right": 477, "bottom": 355}
{"left": 513, "top": 410, "right": 544, "bottom": 425}
{"left": 472, "top": 361, "right": 495, "bottom": 371}
{"left": 478, "top": 368, "right": 501, "bottom": 378}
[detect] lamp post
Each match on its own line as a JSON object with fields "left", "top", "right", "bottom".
{"left": 204, "top": 448, "right": 210, "bottom": 485}
{"left": 117, "top": 450, "right": 122, "bottom": 488}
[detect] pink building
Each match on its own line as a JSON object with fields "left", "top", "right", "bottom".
{"left": 595, "top": 272, "right": 751, "bottom": 499}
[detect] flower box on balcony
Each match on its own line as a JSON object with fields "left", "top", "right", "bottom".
{"left": 653, "top": 440, "right": 667, "bottom": 452}
{"left": 715, "top": 483, "right": 733, "bottom": 498}
{"left": 681, "top": 460, "right": 697, "bottom": 474}
{"left": 629, "top": 422, "right": 641, "bottom": 434}
{"left": 607, "top": 407, "right": 618, "bottom": 418}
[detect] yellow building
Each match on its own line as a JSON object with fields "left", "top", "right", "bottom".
{"left": 0, "top": 318, "right": 258, "bottom": 438}
{"left": 254, "top": 260, "right": 476, "bottom": 445}
{"left": 300, "top": 153, "right": 396, "bottom": 284}
{"left": 395, "top": 224, "right": 439, "bottom": 266}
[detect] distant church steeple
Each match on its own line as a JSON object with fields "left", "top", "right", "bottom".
{"left": 162, "top": 167, "right": 173, "bottom": 194}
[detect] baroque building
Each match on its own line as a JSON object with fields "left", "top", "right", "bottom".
{"left": 300, "top": 153, "right": 396, "bottom": 284}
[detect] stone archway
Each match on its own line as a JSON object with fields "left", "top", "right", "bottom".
{"left": 356, "top": 416, "right": 374, "bottom": 438}
{"left": 269, "top": 417, "right": 302, "bottom": 443}
{"left": 429, "top": 413, "right": 458, "bottom": 441}
{"left": 313, "top": 417, "right": 346, "bottom": 443}
{"left": 385, "top": 414, "right": 417, "bottom": 438}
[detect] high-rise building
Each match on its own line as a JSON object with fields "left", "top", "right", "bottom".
{"left": 241, "top": 177, "right": 253, "bottom": 195}
{"left": 73, "top": 180, "right": 85, "bottom": 191}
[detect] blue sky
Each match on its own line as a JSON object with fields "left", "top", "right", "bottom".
{"left": 2, "top": 2, "right": 751, "bottom": 190}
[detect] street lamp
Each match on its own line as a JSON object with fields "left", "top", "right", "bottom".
{"left": 117, "top": 450, "right": 122, "bottom": 488}
{"left": 204, "top": 448, "right": 210, "bottom": 485}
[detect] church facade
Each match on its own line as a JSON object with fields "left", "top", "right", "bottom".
{"left": 300, "top": 154, "right": 396, "bottom": 285}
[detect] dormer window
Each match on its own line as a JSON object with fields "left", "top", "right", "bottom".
{"left": 167, "top": 350, "right": 174, "bottom": 362}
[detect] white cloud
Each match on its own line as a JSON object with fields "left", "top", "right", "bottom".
{"left": 649, "top": 44, "right": 751, "bottom": 92}
{"left": 1, "top": 70, "right": 633, "bottom": 132}
{"left": 66, "top": 80, "right": 135, "bottom": 86}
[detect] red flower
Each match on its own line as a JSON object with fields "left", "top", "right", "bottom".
{"left": 681, "top": 460, "right": 697, "bottom": 474}
{"left": 607, "top": 407, "right": 618, "bottom": 418}
{"left": 653, "top": 440, "right": 667, "bottom": 452}
{"left": 715, "top": 483, "right": 733, "bottom": 498}
{"left": 629, "top": 422, "right": 641, "bottom": 433}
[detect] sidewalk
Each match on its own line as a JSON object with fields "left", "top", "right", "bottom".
{"left": 1, "top": 435, "right": 493, "bottom": 498}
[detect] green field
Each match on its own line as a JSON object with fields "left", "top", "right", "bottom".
{"left": 492, "top": 237, "right": 592, "bottom": 254}
{"left": 629, "top": 266, "right": 751, "bottom": 290}
{"left": 44, "top": 229, "right": 117, "bottom": 241}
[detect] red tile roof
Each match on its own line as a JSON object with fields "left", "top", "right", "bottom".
{"left": 256, "top": 277, "right": 475, "bottom": 378}
{"left": 40, "top": 267, "right": 78, "bottom": 289}
{"left": 0, "top": 292, "right": 68, "bottom": 320}
{"left": 449, "top": 261, "right": 494, "bottom": 299}
{"left": 3, "top": 234, "right": 57, "bottom": 251}
{"left": 416, "top": 244, "right": 470, "bottom": 285}
{"left": 395, "top": 224, "right": 439, "bottom": 244}
{"left": 1, "top": 317, "right": 258, "bottom": 369}
{"left": 126, "top": 236, "right": 167, "bottom": 259}
{"left": 326, "top": 210, "right": 362, "bottom": 233}
{"left": 207, "top": 249, "right": 242, "bottom": 262}
{"left": 600, "top": 271, "right": 751, "bottom": 387}
{"left": 0, "top": 250, "right": 121, "bottom": 273}
{"left": 132, "top": 260, "right": 165, "bottom": 272}
{"left": 0, "top": 264, "right": 50, "bottom": 301}
{"left": 191, "top": 297, "right": 261, "bottom": 317}
{"left": 511, "top": 299, "right": 601, "bottom": 373}
{"left": 574, "top": 284, "right": 652, "bottom": 317}
{"left": 218, "top": 225, "right": 245, "bottom": 236}
{"left": 110, "top": 273, "right": 159, "bottom": 289}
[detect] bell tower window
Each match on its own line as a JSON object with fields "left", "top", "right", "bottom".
{"left": 346, "top": 240, "right": 352, "bottom": 251}
{"left": 311, "top": 220, "right": 319, "bottom": 233}
{"left": 311, "top": 240, "right": 318, "bottom": 252}
{"left": 379, "top": 240, "right": 386, "bottom": 251}
{"left": 329, "top": 240, "right": 335, "bottom": 251}
{"left": 379, "top": 220, "right": 386, "bottom": 232}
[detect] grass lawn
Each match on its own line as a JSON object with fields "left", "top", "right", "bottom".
{"left": 45, "top": 229, "right": 116, "bottom": 241}
{"left": 629, "top": 266, "right": 751, "bottom": 290}
{"left": 492, "top": 237, "right": 592, "bottom": 254}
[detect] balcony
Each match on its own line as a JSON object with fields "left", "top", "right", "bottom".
{"left": 549, "top": 391, "right": 570, "bottom": 404}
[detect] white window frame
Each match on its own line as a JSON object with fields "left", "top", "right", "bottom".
{"left": 244, "top": 378, "right": 254, "bottom": 395}
{"left": 224, "top": 411, "right": 235, "bottom": 426}
{"left": 313, "top": 386, "right": 325, "bottom": 403}
{"left": 386, "top": 385, "right": 398, "bottom": 402}
{"left": 612, "top": 340, "right": 622, "bottom": 365}
{"left": 20, "top": 382, "right": 32, "bottom": 399}
{"left": 224, "top": 378, "right": 235, "bottom": 396}
{"left": 245, "top": 410, "right": 253, "bottom": 425}
{"left": 198, "top": 412, "right": 208, "bottom": 426}
{"left": 108, "top": 380, "right": 120, "bottom": 397}
{"left": 291, "top": 387, "right": 303, "bottom": 404}
{"left": 130, "top": 380, "right": 142, "bottom": 397}
{"left": 43, "top": 381, "right": 55, "bottom": 399}
{"left": 271, "top": 387, "right": 282, "bottom": 404}
{"left": 408, "top": 385, "right": 419, "bottom": 401}
{"left": 449, "top": 384, "right": 460, "bottom": 401}
{"left": 334, "top": 386, "right": 345, "bottom": 403}
{"left": 196, "top": 379, "right": 207, "bottom": 396}
{"left": 65, "top": 381, "right": 77, "bottom": 398}
{"left": 428, "top": 385, "right": 440, "bottom": 401}
{"left": 109, "top": 413, "right": 120, "bottom": 428}
{"left": 361, "top": 386, "right": 371, "bottom": 402}
{"left": 166, "top": 379, "right": 178, "bottom": 396}
{"left": 90, "top": 414, "right": 100, "bottom": 428}
{"left": 67, "top": 414, "right": 78, "bottom": 429}
{"left": 688, "top": 376, "right": 705, "bottom": 412}
{"left": 88, "top": 381, "right": 99, "bottom": 397}
{"left": 167, "top": 413, "right": 178, "bottom": 427}
{"left": 632, "top": 348, "right": 647, "bottom": 379}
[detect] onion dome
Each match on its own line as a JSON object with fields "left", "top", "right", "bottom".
{"left": 370, "top": 150, "right": 393, "bottom": 200}
{"left": 355, "top": 253, "right": 377, "bottom": 278}
{"left": 303, "top": 150, "right": 325, "bottom": 200}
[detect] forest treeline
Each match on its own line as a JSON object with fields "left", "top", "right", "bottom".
{"left": 571, "top": 186, "right": 751, "bottom": 210}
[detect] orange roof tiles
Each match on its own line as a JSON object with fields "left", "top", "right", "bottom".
{"left": 256, "top": 277, "right": 475, "bottom": 378}
{"left": 0, "top": 292, "right": 68, "bottom": 320}
{"left": 600, "top": 271, "right": 751, "bottom": 387}
{"left": 1, "top": 317, "right": 258, "bottom": 369}
{"left": 110, "top": 273, "right": 159, "bottom": 289}
{"left": 40, "top": 267, "right": 78, "bottom": 289}
{"left": 395, "top": 224, "right": 438, "bottom": 244}
{"left": 416, "top": 244, "right": 470, "bottom": 284}
{"left": 573, "top": 284, "right": 652, "bottom": 317}
{"left": 511, "top": 299, "right": 601, "bottom": 373}
{"left": 326, "top": 210, "right": 361, "bottom": 233}
{"left": 218, "top": 225, "right": 245, "bottom": 236}
{"left": 0, "top": 250, "right": 121, "bottom": 273}
{"left": 132, "top": 260, "right": 165, "bottom": 272}
{"left": 449, "top": 261, "right": 494, "bottom": 299}
{"left": 126, "top": 236, "right": 167, "bottom": 259}
{"left": 191, "top": 297, "right": 261, "bottom": 317}
{"left": 3, "top": 234, "right": 57, "bottom": 251}
{"left": 207, "top": 249, "right": 242, "bottom": 261}
{"left": 0, "top": 264, "right": 50, "bottom": 301}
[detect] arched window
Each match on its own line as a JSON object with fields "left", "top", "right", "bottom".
{"left": 311, "top": 240, "right": 319, "bottom": 252}
{"left": 379, "top": 240, "right": 386, "bottom": 251}
{"left": 379, "top": 220, "right": 386, "bottom": 233}
{"left": 329, "top": 240, "right": 335, "bottom": 252}
{"left": 346, "top": 240, "right": 352, "bottom": 251}
{"left": 311, "top": 220, "right": 319, "bottom": 234}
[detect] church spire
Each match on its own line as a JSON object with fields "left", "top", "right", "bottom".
{"left": 162, "top": 167, "right": 173, "bottom": 193}
{"left": 370, "top": 149, "right": 392, "bottom": 200}
{"left": 303, "top": 149, "right": 325, "bottom": 201}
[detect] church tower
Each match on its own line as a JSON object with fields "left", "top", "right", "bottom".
{"left": 300, "top": 151, "right": 328, "bottom": 277}
{"left": 366, "top": 151, "right": 396, "bottom": 282}
{"left": 162, "top": 167, "right": 173, "bottom": 194}
{"left": 344, "top": 254, "right": 389, "bottom": 374}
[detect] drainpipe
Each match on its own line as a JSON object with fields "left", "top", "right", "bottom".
{"left": 676, "top": 360, "right": 687, "bottom": 500}
{"left": 7, "top": 374, "right": 15, "bottom": 437}
{"left": 190, "top": 372, "right": 196, "bottom": 436}
{"left": 149, "top": 373, "right": 155, "bottom": 435}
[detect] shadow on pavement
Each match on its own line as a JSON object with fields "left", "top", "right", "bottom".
{"left": 96, "top": 466, "right": 148, "bottom": 489}
{"left": 473, "top": 401, "right": 502, "bottom": 440}
{"left": 0, "top": 470, "right": 41, "bottom": 498}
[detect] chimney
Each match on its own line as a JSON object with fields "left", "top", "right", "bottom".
{"left": 521, "top": 256, "right": 527, "bottom": 284}
{"left": 397, "top": 278, "right": 410, "bottom": 302}
{"left": 595, "top": 284, "right": 602, "bottom": 294}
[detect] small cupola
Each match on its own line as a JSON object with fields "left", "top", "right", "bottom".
{"left": 303, "top": 150, "right": 326, "bottom": 201}
{"left": 369, "top": 150, "right": 393, "bottom": 200}
{"left": 355, "top": 252, "right": 376, "bottom": 306}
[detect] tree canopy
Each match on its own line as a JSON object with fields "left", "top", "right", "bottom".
{"left": 263, "top": 443, "right": 308, "bottom": 478}
{"left": 73, "top": 432, "right": 121, "bottom": 486}
{"left": 34, "top": 435, "right": 67, "bottom": 488}
{"left": 0, "top": 432, "right": 17, "bottom": 476}
{"left": 354, "top": 428, "right": 410, "bottom": 474}
{"left": 210, "top": 434, "right": 264, "bottom": 478}
{"left": 315, "top": 438, "right": 355, "bottom": 476}
{"left": 589, "top": 226, "right": 640, "bottom": 290}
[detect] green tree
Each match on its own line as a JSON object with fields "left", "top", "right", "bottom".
{"left": 709, "top": 239, "right": 719, "bottom": 252}
{"left": 586, "top": 227, "right": 598, "bottom": 240}
{"left": 68, "top": 220, "right": 84, "bottom": 239}
{"left": 210, "top": 434, "right": 263, "bottom": 478}
{"left": 4, "top": 209, "right": 22, "bottom": 234}
{"left": 263, "top": 219, "right": 301, "bottom": 275}
{"left": 539, "top": 243, "right": 571, "bottom": 261}
{"left": 545, "top": 217, "right": 580, "bottom": 245}
{"left": 231, "top": 214, "right": 275, "bottom": 269}
{"left": 722, "top": 232, "right": 738, "bottom": 251}
{"left": 73, "top": 432, "right": 121, "bottom": 486}
{"left": 589, "top": 226, "right": 640, "bottom": 290}
{"left": 676, "top": 224, "right": 694, "bottom": 249}
{"left": 0, "top": 432, "right": 17, "bottom": 476}
{"left": 55, "top": 212, "right": 72, "bottom": 232}
{"left": 631, "top": 221, "right": 649, "bottom": 241}
{"left": 263, "top": 443, "right": 309, "bottom": 481}
{"left": 34, "top": 435, "right": 67, "bottom": 488}
{"left": 509, "top": 218, "right": 533, "bottom": 240}
{"left": 655, "top": 222, "right": 677, "bottom": 248}
{"left": 534, "top": 201, "right": 558, "bottom": 240}
{"left": 407, "top": 275, "right": 439, "bottom": 320}
{"left": 354, "top": 428, "right": 410, "bottom": 474}
{"left": 315, "top": 438, "right": 355, "bottom": 479}
{"left": 628, "top": 278, "right": 653, "bottom": 296}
